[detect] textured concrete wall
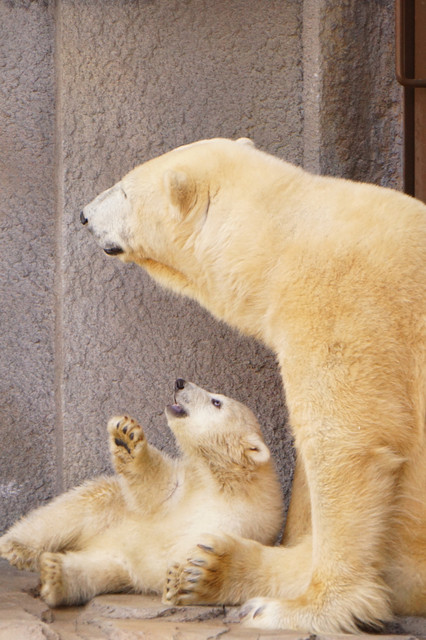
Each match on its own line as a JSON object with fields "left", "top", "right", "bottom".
{"left": 60, "top": 0, "right": 301, "bottom": 494}
{"left": 0, "top": 0, "right": 403, "bottom": 532}
{"left": 303, "top": 0, "right": 403, "bottom": 186}
{"left": 0, "top": 1, "right": 57, "bottom": 528}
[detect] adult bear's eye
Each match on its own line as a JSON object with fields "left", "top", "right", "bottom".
{"left": 211, "top": 398, "right": 222, "bottom": 409}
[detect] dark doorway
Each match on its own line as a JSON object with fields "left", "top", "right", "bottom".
{"left": 396, "top": 0, "right": 426, "bottom": 202}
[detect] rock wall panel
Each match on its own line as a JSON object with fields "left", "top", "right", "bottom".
{"left": 0, "top": 1, "right": 57, "bottom": 531}
{"left": 60, "top": 0, "right": 301, "bottom": 496}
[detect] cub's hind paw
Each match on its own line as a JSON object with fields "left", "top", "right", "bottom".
{"left": 163, "top": 562, "right": 206, "bottom": 605}
{"left": 40, "top": 552, "right": 65, "bottom": 607}
{"left": 0, "top": 537, "right": 39, "bottom": 571}
{"left": 108, "top": 415, "right": 146, "bottom": 462}
{"left": 163, "top": 563, "right": 187, "bottom": 604}
{"left": 163, "top": 534, "right": 237, "bottom": 606}
{"left": 163, "top": 553, "right": 217, "bottom": 606}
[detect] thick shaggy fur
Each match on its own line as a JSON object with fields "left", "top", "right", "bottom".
{"left": 0, "top": 381, "right": 283, "bottom": 606}
{"left": 80, "top": 138, "right": 426, "bottom": 632}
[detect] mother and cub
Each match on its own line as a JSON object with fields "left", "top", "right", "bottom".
{"left": 81, "top": 137, "right": 426, "bottom": 633}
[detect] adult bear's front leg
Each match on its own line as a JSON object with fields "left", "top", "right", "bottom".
{"left": 238, "top": 440, "right": 399, "bottom": 632}
{"left": 255, "top": 370, "right": 405, "bottom": 632}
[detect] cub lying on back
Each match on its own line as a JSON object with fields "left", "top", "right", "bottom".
{"left": 0, "top": 379, "right": 283, "bottom": 607}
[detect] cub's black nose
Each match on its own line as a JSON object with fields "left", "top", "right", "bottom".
{"left": 80, "top": 211, "right": 88, "bottom": 225}
{"left": 175, "top": 378, "right": 186, "bottom": 390}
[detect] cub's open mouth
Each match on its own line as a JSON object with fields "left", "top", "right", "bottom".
{"left": 166, "top": 381, "right": 188, "bottom": 419}
{"left": 104, "top": 246, "right": 124, "bottom": 256}
{"left": 166, "top": 403, "right": 187, "bottom": 418}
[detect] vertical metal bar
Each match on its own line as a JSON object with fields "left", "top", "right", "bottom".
{"left": 414, "top": 0, "right": 426, "bottom": 202}
{"left": 396, "top": 0, "right": 415, "bottom": 195}
{"left": 396, "top": 0, "right": 426, "bottom": 86}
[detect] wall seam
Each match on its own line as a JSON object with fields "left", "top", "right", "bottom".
{"left": 302, "top": 0, "right": 322, "bottom": 174}
{"left": 53, "top": 0, "right": 64, "bottom": 496}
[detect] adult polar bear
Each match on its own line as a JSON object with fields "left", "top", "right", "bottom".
{"left": 81, "top": 138, "right": 426, "bottom": 633}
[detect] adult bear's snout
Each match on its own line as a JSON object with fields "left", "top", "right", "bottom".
{"left": 80, "top": 211, "right": 88, "bottom": 225}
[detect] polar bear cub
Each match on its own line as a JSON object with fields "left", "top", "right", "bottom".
{"left": 0, "top": 380, "right": 283, "bottom": 607}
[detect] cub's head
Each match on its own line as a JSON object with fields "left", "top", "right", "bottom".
{"left": 165, "top": 378, "right": 270, "bottom": 468}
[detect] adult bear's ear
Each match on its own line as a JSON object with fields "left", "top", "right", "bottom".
{"left": 163, "top": 170, "right": 196, "bottom": 217}
{"left": 243, "top": 433, "right": 270, "bottom": 465}
{"left": 236, "top": 137, "right": 256, "bottom": 148}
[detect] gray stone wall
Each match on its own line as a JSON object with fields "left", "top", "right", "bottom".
{"left": 0, "top": 0, "right": 403, "bottom": 532}
{"left": 0, "top": 1, "right": 58, "bottom": 523}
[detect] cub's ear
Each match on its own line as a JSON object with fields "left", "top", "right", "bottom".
{"left": 243, "top": 433, "right": 270, "bottom": 465}
{"left": 236, "top": 137, "right": 256, "bottom": 148}
{"left": 163, "top": 170, "right": 196, "bottom": 217}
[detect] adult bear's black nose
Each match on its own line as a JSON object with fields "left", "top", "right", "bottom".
{"left": 80, "top": 211, "right": 88, "bottom": 225}
{"left": 175, "top": 378, "right": 186, "bottom": 390}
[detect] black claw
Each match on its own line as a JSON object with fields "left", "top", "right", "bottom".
{"left": 197, "top": 544, "right": 214, "bottom": 552}
{"left": 189, "top": 559, "right": 206, "bottom": 567}
{"left": 239, "top": 605, "right": 251, "bottom": 620}
{"left": 129, "top": 432, "right": 134, "bottom": 440}
{"left": 183, "top": 567, "right": 201, "bottom": 576}
{"left": 253, "top": 606, "right": 266, "bottom": 619}
{"left": 114, "top": 437, "right": 131, "bottom": 454}
{"left": 122, "top": 426, "right": 128, "bottom": 434}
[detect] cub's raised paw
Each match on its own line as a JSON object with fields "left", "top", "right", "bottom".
{"left": 108, "top": 415, "right": 146, "bottom": 462}
{"left": 0, "top": 536, "right": 39, "bottom": 571}
{"left": 163, "top": 534, "right": 237, "bottom": 606}
{"left": 40, "top": 552, "right": 65, "bottom": 607}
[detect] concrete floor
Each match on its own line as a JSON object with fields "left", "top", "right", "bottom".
{"left": 1, "top": 558, "right": 426, "bottom": 640}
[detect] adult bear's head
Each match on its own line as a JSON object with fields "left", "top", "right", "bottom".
{"left": 80, "top": 136, "right": 289, "bottom": 334}
{"left": 80, "top": 137, "right": 257, "bottom": 267}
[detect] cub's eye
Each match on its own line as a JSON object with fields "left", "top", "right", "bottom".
{"left": 211, "top": 398, "right": 222, "bottom": 409}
